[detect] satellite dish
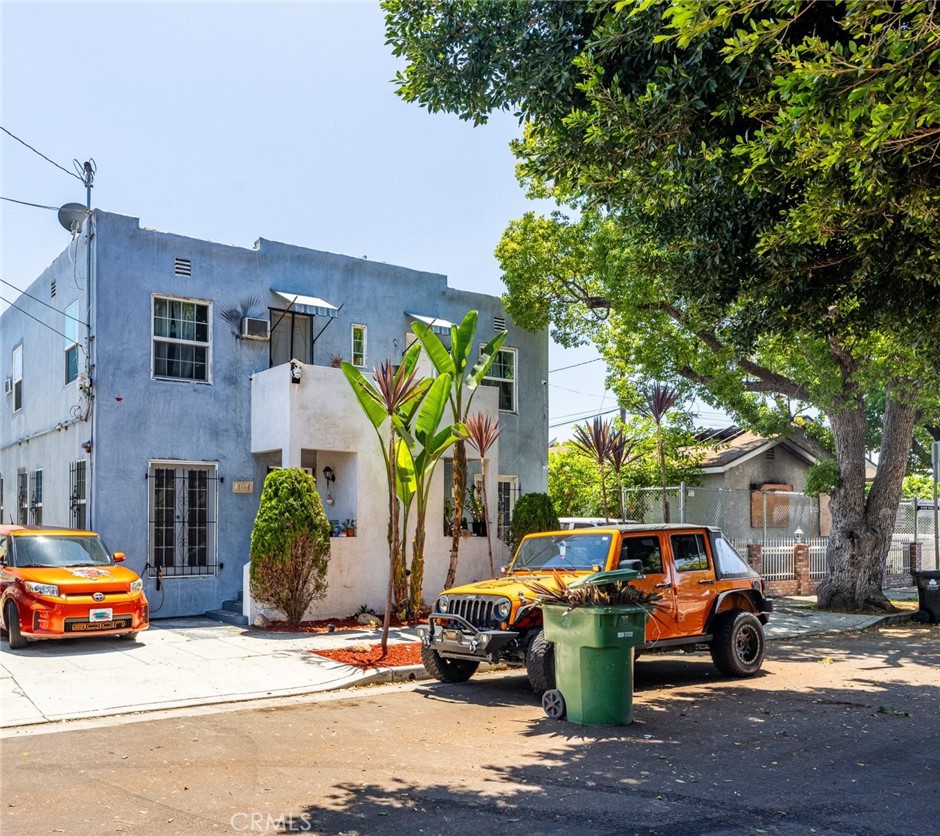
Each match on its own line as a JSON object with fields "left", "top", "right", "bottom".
{"left": 57, "top": 202, "right": 87, "bottom": 234}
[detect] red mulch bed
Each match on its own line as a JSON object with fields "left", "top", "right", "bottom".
{"left": 311, "top": 642, "right": 423, "bottom": 669}
{"left": 261, "top": 616, "right": 421, "bottom": 634}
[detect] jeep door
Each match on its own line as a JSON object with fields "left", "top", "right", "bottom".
{"left": 617, "top": 533, "right": 681, "bottom": 641}
{"left": 667, "top": 531, "right": 717, "bottom": 636}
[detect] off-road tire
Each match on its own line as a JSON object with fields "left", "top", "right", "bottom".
{"left": 5, "top": 601, "right": 27, "bottom": 650}
{"left": 525, "top": 629, "right": 556, "bottom": 694}
{"left": 710, "top": 610, "right": 765, "bottom": 677}
{"left": 420, "top": 646, "right": 479, "bottom": 683}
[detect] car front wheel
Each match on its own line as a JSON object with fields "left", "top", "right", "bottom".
{"left": 420, "top": 646, "right": 479, "bottom": 683}
{"left": 4, "top": 601, "right": 27, "bottom": 650}
{"left": 525, "top": 629, "right": 556, "bottom": 694}
{"left": 710, "top": 611, "right": 765, "bottom": 677}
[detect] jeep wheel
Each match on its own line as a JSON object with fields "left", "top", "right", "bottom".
{"left": 710, "top": 611, "right": 765, "bottom": 677}
{"left": 525, "top": 630, "right": 556, "bottom": 694}
{"left": 420, "top": 646, "right": 479, "bottom": 683}
{"left": 5, "top": 602, "right": 27, "bottom": 650}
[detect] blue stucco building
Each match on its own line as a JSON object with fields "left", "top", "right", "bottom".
{"left": 0, "top": 211, "right": 549, "bottom": 619}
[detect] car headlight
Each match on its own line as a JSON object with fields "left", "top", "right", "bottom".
{"left": 24, "top": 581, "right": 59, "bottom": 597}
{"left": 437, "top": 595, "right": 449, "bottom": 613}
{"left": 130, "top": 579, "right": 143, "bottom": 594}
{"left": 495, "top": 598, "right": 512, "bottom": 620}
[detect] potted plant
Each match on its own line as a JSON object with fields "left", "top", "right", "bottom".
{"left": 467, "top": 486, "right": 485, "bottom": 536}
{"left": 342, "top": 518, "right": 357, "bottom": 537}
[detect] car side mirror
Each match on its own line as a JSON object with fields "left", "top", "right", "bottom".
{"left": 500, "top": 565, "right": 509, "bottom": 575}
{"left": 618, "top": 558, "right": 643, "bottom": 572}
{"left": 113, "top": 552, "right": 126, "bottom": 562}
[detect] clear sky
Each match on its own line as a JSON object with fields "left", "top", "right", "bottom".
{"left": 0, "top": 1, "right": 729, "bottom": 436}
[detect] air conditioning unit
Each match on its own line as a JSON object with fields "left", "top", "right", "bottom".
{"left": 3, "top": 378, "right": 12, "bottom": 395}
{"left": 240, "top": 317, "right": 270, "bottom": 340}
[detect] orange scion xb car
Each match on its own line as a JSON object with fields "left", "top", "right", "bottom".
{"left": 0, "top": 525, "right": 149, "bottom": 649}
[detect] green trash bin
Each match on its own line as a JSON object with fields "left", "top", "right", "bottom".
{"left": 541, "top": 602, "right": 649, "bottom": 726}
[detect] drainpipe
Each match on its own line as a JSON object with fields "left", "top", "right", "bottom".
{"left": 81, "top": 161, "right": 96, "bottom": 529}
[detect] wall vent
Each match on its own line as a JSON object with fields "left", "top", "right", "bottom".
{"left": 174, "top": 257, "right": 192, "bottom": 277}
{"left": 50, "top": 279, "right": 57, "bottom": 299}
{"left": 240, "top": 316, "right": 270, "bottom": 340}
{"left": 3, "top": 378, "right": 12, "bottom": 396}
{"left": 493, "top": 315, "right": 507, "bottom": 331}
{"left": 765, "top": 448, "right": 775, "bottom": 460}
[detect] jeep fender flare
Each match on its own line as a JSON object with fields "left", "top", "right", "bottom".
{"left": 706, "top": 590, "right": 769, "bottom": 633}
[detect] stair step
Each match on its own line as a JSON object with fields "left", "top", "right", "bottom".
{"left": 205, "top": 608, "right": 249, "bottom": 627}
{"left": 220, "top": 598, "right": 243, "bottom": 611}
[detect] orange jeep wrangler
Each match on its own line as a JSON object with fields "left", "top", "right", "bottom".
{"left": 417, "top": 524, "right": 772, "bottom": 692}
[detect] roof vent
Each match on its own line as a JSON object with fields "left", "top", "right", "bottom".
{"left": 765, "top": 448, "right": 775, "bottom": 460}
{"left": 493, "top": 315, "right": 506, "bottom": 331}
{"left": 174, "top": 257, "right": 192, "bottom": 277}
{"left": 50, "top": 279, "right": 57, "bottom": 299}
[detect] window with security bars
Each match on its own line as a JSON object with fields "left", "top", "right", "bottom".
{"left": 70, "top": 460, "right": 87, "bottom": 529}
{"left": 148, "top": 462, "right": 218, "bottom": 576}
{"left": 153, "top": 296, "right": 210, "bottom": 381}
{"left": 482, "top": 347, "right": 517, "bottom": 412}
{"left": 17, "top": 469, "right": 27, "bottom": 524}
{"left": 29, "top": 469, "right": 43, "bottom": 525}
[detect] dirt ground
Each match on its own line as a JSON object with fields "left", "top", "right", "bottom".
{"left": 2, "top": 624, "right": 937, "bottom": 835}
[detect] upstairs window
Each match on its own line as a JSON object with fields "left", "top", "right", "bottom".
{"left": 64, "top": 301, "right": 80, "bottom": 385}
{"left": 352, "top": 324, "right": 367, "bottom": 368}
{"left": 12, "top": 344, "right": 23, "bottom": 411}
{"left": 153, "top": 296, "right": 210, "bottom": 382}
{"left": 482, "top": 347, "right": 517, "bottom": 412}
{"left": 269, "top": 308, "right": 311, "bottom": 367}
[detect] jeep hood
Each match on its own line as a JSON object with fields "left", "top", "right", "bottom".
{"left": 442, "top": 570, "right": 588, "bottom": 601}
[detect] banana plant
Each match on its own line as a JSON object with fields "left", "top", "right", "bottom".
{"left": 342, "top": 342, "right": 430, "bottom": 652}
{"left": 412, "top": 311, "right": 507, "bottom": 589}
{"left": 394, "top": 372, "right": 460, "bottom": 617}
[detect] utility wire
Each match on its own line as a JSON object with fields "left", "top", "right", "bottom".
{"left": 1, "top": 195, "right": 61, "bottom": 211}
{"left": 549, "top": 357, "right": 602, "bottom": 373}
{"left": 0, "top": 280, "right": 89, "bottom": 326}
{"left": 549, "top": 407, "right": 620, "bottom": 429}
{"left": 1, "top": 126, "right": 84, "bottom": 182}
{"left": 0, "top": 294, "right": 85, "bottom": 349}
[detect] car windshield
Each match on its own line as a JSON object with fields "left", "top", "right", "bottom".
{"left": 14, "top": 535, "right": 113, "bottom": 568}
{"left": 511, "top": 533, "right": 613, "bottom": 571}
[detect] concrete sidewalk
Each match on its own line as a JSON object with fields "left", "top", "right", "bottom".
{"left": 0, "top": 590, "right": 918, "bottom": 732}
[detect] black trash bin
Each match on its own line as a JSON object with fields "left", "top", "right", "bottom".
{"left": 912, "top": 570, "right": 940, "bottom": 624}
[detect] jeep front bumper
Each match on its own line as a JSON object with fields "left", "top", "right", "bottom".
{"left": 417, "top": 612, "right": 519, "bottom": 663}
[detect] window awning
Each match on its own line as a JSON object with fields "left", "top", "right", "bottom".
{"left": 406, "top": 312, "right": 453, "bottom": 335}
{"left": 273, "top": 290, "right": 338, "bottom": 318}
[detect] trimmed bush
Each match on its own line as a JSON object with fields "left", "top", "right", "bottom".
{"left": 509, "top": 492, "right": 559, "bottom": 553}
{"left": 250, "top": 468, "right": 331, "bottom": 626}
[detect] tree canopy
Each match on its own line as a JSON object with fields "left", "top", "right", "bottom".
{"left": 385, "top": 0, "right": 940, "bottom": 611}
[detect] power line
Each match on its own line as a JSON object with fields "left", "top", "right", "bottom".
{"left": 0, "top": 195, "right": 60, "bottom": 211}
{"left": 549, "top": 357, "right": 602, "bottom": 374}
{"left": 0, "top": 294, "right": 85, "bottom": 349}
{"left": 549, "top": 407, "right": 620, "bottom": 429}
{"left": 0, "top": 280, "right": 88, "bottom": 326}
{"left": 1, "top": 126, "right": 84, "bottom": 182}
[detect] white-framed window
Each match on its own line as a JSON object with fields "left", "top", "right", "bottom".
{"left": 29, "top": 469, "right": 43, "bottom": 526}
{"left": 12, "top": 343, "right": 23, "bottom": 411}
{"left": 70, "top": 460, "right": 87, "bottom": 530}
{"left": 496, "top": 476, "right": 519, "bottom": 542}
{"left": 152, "top": 295, "right": 211, "bottom": 382}
{"left": 482, "top": 347, "right": 517, "bottom": 413}
{"left": 352, "top": 324, "right": 367, "bottom": 368}
{"left": 64, "top": 301, "right": 80, "bottom": 385}
{"left": 148, "top": 460, "right": 218, "bottom": 576}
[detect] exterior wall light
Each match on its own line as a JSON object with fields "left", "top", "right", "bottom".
{"left": 322, "top": 466, "right": 335, "bottom": 505}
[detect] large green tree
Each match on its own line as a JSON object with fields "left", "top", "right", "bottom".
{"left": 386, "top": 0, "right": 940, "bottom": 611}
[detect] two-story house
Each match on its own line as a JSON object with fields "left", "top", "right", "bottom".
{"left": 0, "top": 211, "right": 548, "bottom": 619}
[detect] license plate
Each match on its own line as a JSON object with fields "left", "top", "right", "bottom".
{"left": 89, "top": 608, "right": 113, "bottom": 622}
{"left": 443, "top": 629, "right": 461, "bottom": 644}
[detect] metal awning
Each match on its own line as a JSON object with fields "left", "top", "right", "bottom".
{"left": 406, "top": 312, "right": 453, "bottom": 335}
{"left": 273, "top": 290, "right": 338, "bottom": 318}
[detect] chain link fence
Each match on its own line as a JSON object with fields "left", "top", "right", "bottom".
{"left": 622, "top": 485, "right": 938, "bottom": 575}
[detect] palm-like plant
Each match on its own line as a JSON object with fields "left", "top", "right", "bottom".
{"left": 639, "top": 382, "right": 681, "bottom": 523}
{"left": 411, "top": 311, "right": 506, "bottom": 589}
{"left": 461, "top": 412, "right": 503, "bottom": 578}
{"left": 570, "top": 416, "right": 620, "bottom": 521}
{"left": 342, "top": 344, "right": 430, "bottom": 652}
{"left": 605, "top": 430, "right": 640, "bottom": 522}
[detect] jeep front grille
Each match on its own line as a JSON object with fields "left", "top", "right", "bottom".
{"left": 445, "top": 596, "right": 498, "bottom": 629}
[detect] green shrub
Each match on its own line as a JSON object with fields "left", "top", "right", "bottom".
{"left": 509, "top": 493, "right": 559, "bottom": 553}
{"left": 250, "top": 468, "right": 331, "bottom": 626}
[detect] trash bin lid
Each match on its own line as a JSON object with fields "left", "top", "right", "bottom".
{"left": 570, "top": 567, "right": 643, "bottom": 589}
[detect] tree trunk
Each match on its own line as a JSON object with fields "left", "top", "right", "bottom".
{"left": 445, "top": 440, "right": 467, "bottom": 590}
{"left": 381, "top": 430, "right": 397, "bottom": 653}
{"left": 816, "top": 393, "right": 918, "bottom": 612}
{"left": 408, "top": 512, "right": 426, "bottom": 619}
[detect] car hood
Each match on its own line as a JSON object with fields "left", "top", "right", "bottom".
{"left": 14, "top": 565, "right": 141, "bottom": 593}
{"left": 443, "top": 570, "right": 587, "bottom": 601}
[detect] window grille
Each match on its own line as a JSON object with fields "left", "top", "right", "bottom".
{"left": 147, "top": 462, "right": 218, "bottom": 576}
{"left": 17, "top": 469, "right": 27, "bottom": 524}
{"left": 29, "top": 469, "right": 43, "bottom": 526}
{"left": 174, "top": 257, "right": 192, "bottom": 277}
{"left": 70, "top": 460, "right": 87, "bottom": 529}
